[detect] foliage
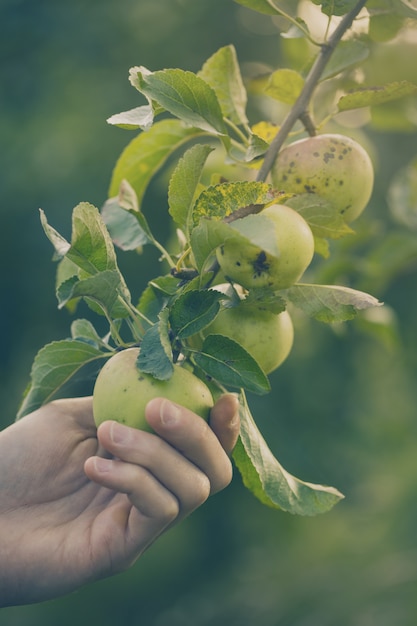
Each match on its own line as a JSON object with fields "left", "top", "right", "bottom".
{"left": 14, "top": 0, "right": 417, "bottom": 522}
{"left": 2, "top": 1, "right": 417, "bottom": 624}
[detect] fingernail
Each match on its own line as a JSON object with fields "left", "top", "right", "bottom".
{"left": 160, "top": 399, "right": 181, "bottom": 426}
{"left": 230, "top": 412, "right": 240, "bottom": 428}
{"left": 110, "top": 420, "right": 132, "bottom": 444}
{"left": 94, "top": 457, "right": 112, "bottom": 473}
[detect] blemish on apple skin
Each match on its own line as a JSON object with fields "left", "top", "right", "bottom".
{"left": 252, "top": 250, "right": 269, "bottom": 277}
{"left": 323, "top": 152, "right": 335, "bottom": 163}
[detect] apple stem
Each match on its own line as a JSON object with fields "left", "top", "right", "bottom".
{"left": 256, "top": 0, "right": 369, "bottom": 183}
{"left": 299, "top": 111, "right": 317, "bottom": 137}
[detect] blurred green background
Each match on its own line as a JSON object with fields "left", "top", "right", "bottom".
{"left": 1, "top": 1, "right": 417, "bottom": 624}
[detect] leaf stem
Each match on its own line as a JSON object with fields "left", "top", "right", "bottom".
{"left": 152, "top": 239, "right": 177, "bottom": 269}
{"left": 224, "top": 117, "right": 250, "bottom": 144}
{"left": 256, "top": 0, "right": 369, "bottom": 183}
{"left": 116, "top": 295, "right": 153, "bottom": 335}
{"left": 270, "top": 2, "right": 321, "bottom": 45}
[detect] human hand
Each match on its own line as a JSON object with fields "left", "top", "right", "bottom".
{"left": 0, "top": 393, "right": 240, "bottom": 607}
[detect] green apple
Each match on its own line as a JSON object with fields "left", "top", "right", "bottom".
{"left": 216, "top": 204, "right": 314, "bottom": 290}
{"left": 271, "top": 133, "right": 374, "bottom": 223}
{"left": 203, "top": 296, "right": 294, "bottom": 374}
{"left": 93, "top": 347, "right": 214, "bottom": 431}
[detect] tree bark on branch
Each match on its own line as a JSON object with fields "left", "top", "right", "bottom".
{"left": 256, "top": 0, "right": 369, "bottom": 183}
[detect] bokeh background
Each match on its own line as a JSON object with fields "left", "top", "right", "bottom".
{"left": 1, "top": 1, "right": 417, "bottom": 624}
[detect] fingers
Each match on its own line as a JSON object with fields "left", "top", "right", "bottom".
{"left": 84, "top": 452, "right": 181, "bottom": 557}
{"left": 145, "top": 395, "right": 239, "bottom": 494}
{"left": 208, "top": 393, "right": 240, "bottom": 454}
{"left": 85, "top": 393, "right": 240, "bottom": 519}
{"left": 84, "top": 455, "right": 180, "bottom": 524}
{"left": 85, "top": 422, "right": 210, "bottom": 527}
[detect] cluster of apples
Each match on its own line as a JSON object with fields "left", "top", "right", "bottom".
{"left": 93, "top": 133, "right": 374, "bottom": 431}
{"left": 210, "top": 133, "right": 374, "bottom": 368}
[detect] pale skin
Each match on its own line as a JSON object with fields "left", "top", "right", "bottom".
{"left": 0, "top": 393, "right": 240, "bottom": 607}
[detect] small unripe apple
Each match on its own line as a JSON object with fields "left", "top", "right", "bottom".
{"left": 203, "top": 299, "right": 294, "bottom": 374}
{"left": 271, "top": 133, "right": 374, "bottom": 223}
{"left": 93, "top": 347, "right": 213, "bottom": 431}
{"left": 216, "top": 204, "right": 314, "bottom": 290}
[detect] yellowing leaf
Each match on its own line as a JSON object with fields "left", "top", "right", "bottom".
{"left": 265, "top": 69, "right": 305, "bottom": 105}
{"left": 251, "top": 121, "right": 279, "bottom": 144}
{"left": 338, "top": 81, "right": 417, "bottom": 111}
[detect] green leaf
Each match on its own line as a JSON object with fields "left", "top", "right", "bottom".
{"left": 168, "top": 143, "right": 215, "bottom": 236}
{"left": 312, "top": 235, "right": 330, "bottom": 259}
{"left": 70, "top": 319, "right": 108, "bottom": 348}
{"left": 42, "top": 203, "right": 132, "bottom": 312}
{"left": 191, "top": 218, "right": 266, "bottom": 271}
{"left": 199, "top": 45, "right": 248, "bottom": 127}
{"left": 393, "top": 0, "right": 417, "bottom": 18}
{"left": 39, "top": 210, "right": 70, "bottom": 260}
{"left": 233, "top": 393, "right": 344, "bottom": 515}
{"left": 148, "top": 275, "right": 181, "bottom": 296}
{"left": 136, "top": 68, "right": 228, "bottom": 136}
{"left": 284, "top": 283, "right": 382, "bottom": 322}
{"left": 137, "top": 275, "right": 181, "bottom": 325}
{"left": 338, "top": 81, "right": 417, "bottom": 112}
{"left": 57, "top": 270, "right": 129, "bottom": 319}
{"left": 101, "top": 197, "right": 151, "bottom": 251}
{"left": 101, "top": 179, "right": 155, "bottom": 252}
{"left": 169, "top": 289, "right": 222, "bottom": 338}
{"left": 137, "top": 309, "right": 174, "bottom": 380}
{"left": 320, "top": 40, "right": 370, "bottom": 80}
{"left": 265, "top": 69, "right": 305, "bottom": 105}
{"left": 194, "top": 335, "right": 271, "bottom": 395}
{"left": 242, "top": 288, "right": 287, "bottom": 315}
{"left": 280, "top": 17, "right": 310, "bottom": 39}
{"left": 244, "top": 132, "right": 270, "bottom": 162}
{"left": 108, "top": 119, "right": 202, "bottom": 202}
{"left": 368, "top": 13, "right": 405, "bottom": 43}
{"left": 16, "top": 340, "right": 108, "bottom": 419}
{"left": 286, "top": 193, "right": 354, "bottom": 240}
{"left": 117, "top": 178, "right": 140, "bottom": 212}
{"left": 107, "top": 105, "right": 154, "bottom": 131}
{"left": 51, "top": 203, "right": 118, "bottom": 275}
{"left": 192, "top": 181, "right": 280, "bottom": 224}
{"left": 228, "top": 213, "right": 281, "bottom": 256}
{"left": 311, "top": 0, "right": 358, "bottom": 16}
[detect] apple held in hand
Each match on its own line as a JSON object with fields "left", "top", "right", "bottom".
{"left": 216, "top": 204, "right": 314, "bottom": 290}
{"left": 93, "top": 347, "right": 213, "bottom": 431}
{"left": 271, "top": 133, "right": 374, "bottom": 223}
{"left": 203, "top": 294, "right": 294, "bottom": 375}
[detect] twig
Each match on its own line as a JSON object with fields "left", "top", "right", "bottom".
{"left": 256, "top": 0, "right": 369, "bottom": 183}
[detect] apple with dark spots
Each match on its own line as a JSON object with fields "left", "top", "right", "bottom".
{"left": 271, "top": 133, "right": 374, "bottom": 222}
{"left": 216, "top": 204, "right": 314, "bottom": 290}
